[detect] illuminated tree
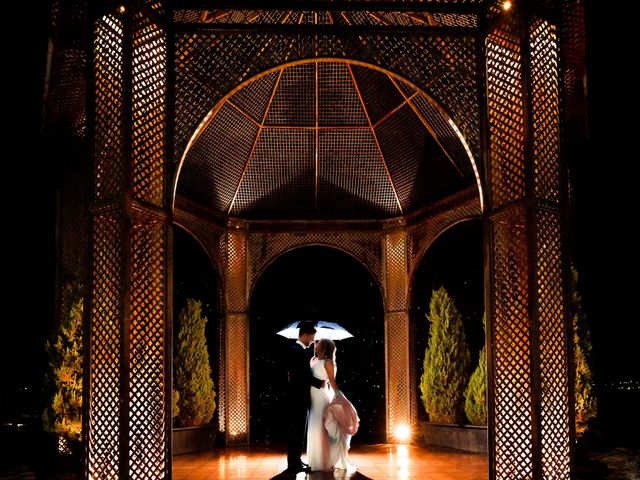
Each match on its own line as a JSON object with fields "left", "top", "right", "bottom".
{"left": 43, "top": 282, "right": 83, "bottom": 445}
{"left": 464, "top": 314, "right": 487, "bottom": 425}
{"left": 174, "top": 298, "right": 216, "bottom": 427}
{"left": 571, "top": 266, "right": 597, "bottom": 437}
{"left": 420, "top": 287, "right": 470, "bottom": 423}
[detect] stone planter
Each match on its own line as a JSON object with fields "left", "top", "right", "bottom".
{"left": 419, "top": 421, "right": 487, "bottom": 453}
{"left": 172, "top": 424, "right": 217, "bottom": 455}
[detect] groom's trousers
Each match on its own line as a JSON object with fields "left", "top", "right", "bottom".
{"left": 286, "top": 404, "right": 309, "bottom": 468}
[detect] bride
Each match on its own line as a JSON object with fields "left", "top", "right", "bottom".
{"left": 307, "top": 339, "right": 359, "bottom": 472}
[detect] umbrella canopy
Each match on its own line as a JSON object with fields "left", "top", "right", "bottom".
{"left": 276, "top": 320, "right": 354, "bottom": 341}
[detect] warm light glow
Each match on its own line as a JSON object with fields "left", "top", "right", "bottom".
{"left": 503, "top": 0, "right": 512, "bottom": 11}
{"left": 447, "top": 118, "right": 485, "bottom": 212}
{"left": 118, "top": 5, "right": 126, "bottom": 13}
{"left": 394, "top": 424, "right": 411, "bottom": 442}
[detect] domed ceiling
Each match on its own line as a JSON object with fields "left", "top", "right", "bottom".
{"left": 177, "top": 60, "right": 479, "bottom": 220}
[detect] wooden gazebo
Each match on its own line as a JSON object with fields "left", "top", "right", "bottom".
{"left": 47, "top": 0, "right": 586, "bottom": 478}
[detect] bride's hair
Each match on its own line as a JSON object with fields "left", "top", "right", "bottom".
{"left": 318, "top": 339, "right": 337, "bottom": 365}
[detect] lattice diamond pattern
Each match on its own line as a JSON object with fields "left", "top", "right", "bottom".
{"left": 561, "top": 0, "right": 587, "bottom": 141}
{"left": 129, "top": 219, "right": 166, "bottom": 479}
{"left": 248, "top": 231, "right": 383, "bottom": 292}
{"left": 226, "top": 313, "right": 249, "bottom": 444}
{"left": 407, "top": 190, "right": 482, "bottom": 275}
{"left": 486, "top": 28, "right": 525, "bottom": 207}
{"left": 318, "top": 129, "right": 400, "bottom": 216}
{"left": 227, "top": 230, "right": 247, "bottom": 312}
{"left": 89, "top": 211, "right": 122, "bottom": 479}
{"left": 132, "top": 16, "right": 166, "bottom": 206}
{"left": 230, "top": 71, "right": 280, "bottom": 123}
{"left": 174, "top": 31, "right": 479, "bottom": 173}
{"left": 94, "top": 15, "right": 124, "bottom": 201}
{"left": 182, "top": 103, "right": 260, "bottom": 213}
{"left": 386, "top": 311, "right": 410, "bottom": 437}
{"left": 491, "top": 208, "right": 533, "bottom": 480}
{"left": 536, "top": 207, "right": 570, "bottom": 479}
{"left": 230, "top": 129, "right": 315, "bottom": 218}
{"left": 530, "top": 19, "right": 561, "bottom": 203}
{"left": 266, "top": 63, "right": 315, "bottom": 126}
{"left": 318, "top": 62, "right": 368, "bottom": 126}
{"left": 384, "top": 228, "right": 408, "bottom": 312}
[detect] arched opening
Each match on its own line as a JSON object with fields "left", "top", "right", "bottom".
{"left": 172, "top": 226, "right": 221, "bottom": 433}
{"left": 410, "top": 220, "right": 486, "bottom": 441}
{"left": 249, "top": 246, "right": 385, "bottom": 445}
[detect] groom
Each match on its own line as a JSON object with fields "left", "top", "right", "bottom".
{"left": 285, "top": 321, "right": 325, "bottom": 473}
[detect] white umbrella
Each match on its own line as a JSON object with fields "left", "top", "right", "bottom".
{"left": 276, "top": 320, "right": 354, "bottom": 341}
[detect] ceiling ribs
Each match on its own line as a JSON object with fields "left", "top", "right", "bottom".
{"left": 388, "top": 75, "right": 466, "bottom": 178}
{"left": 227, "top": 68, "right": 285, "bottom": 214}
{"left": 346, "top": 63, "right": 403, "bottom": 215}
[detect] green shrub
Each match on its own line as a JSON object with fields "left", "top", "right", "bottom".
{"left": 174, "top": 298, "right": 216, "bottom": 427}
{"left": 43, "top": 283, "right": 83, "bottom": 445}
{"left": 419, "top": 287, "right": 470, "bottom": 424}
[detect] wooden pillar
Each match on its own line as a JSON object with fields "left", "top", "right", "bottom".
{"left": 382, "top": 220, "right": 412, "bottom": 442}
{"left": 223, "top": 220, "right": 250, "bottom": 445}
{"left": 484, "top": 2, "right": 571, "bottom": 478}
{"left": 86, "top": 2, "right": 171, "bottom": 478}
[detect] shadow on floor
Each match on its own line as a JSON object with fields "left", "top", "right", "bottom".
{"left": 271, "top": 470, "right": 373, "bottom": 480}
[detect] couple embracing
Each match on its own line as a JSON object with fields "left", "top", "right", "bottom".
{"left": 285, "top": 321, "right": 359, "bottom": 474}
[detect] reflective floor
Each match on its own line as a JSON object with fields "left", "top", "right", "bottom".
{"left": 172, "top": 444, "right": 488, "bottom": 480}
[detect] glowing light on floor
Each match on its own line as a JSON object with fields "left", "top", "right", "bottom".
{"left": 394, "top": 424, "right": 411, "bottom": 442}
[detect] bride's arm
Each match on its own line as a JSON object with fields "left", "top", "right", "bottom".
{"left": 324, "top": 359, "right": 340, "bottom": 392}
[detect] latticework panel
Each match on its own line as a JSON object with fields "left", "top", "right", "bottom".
{"left": 491, "top": 207, "right": 532, "bottom": 480}
{"left": 172, "top": 206, "right": 227, "bottom": 280}
{"left": 173, "top": 10, "right": 478, "bottom": 28}
{"left": 226, "top": 313, "right": 249, "bottom": 444}
{"left": 88, "top": 210, "right": 122, "bottom": 479}
{"left": 94, "top": 14, "right": 124, "bottom": 201}
{"left": 386, "top": 311, "right": 410, "bottom": 440}
{"left": 129, "top": 217, "right": 167, "bottom": 479}
{"left": 407, "top": 189, "right": 482, "bottom": 277}
{"left": 384, "top": 228, "right": 408, "bottom": 312}
{"left": 229, "top": 129, "right": 315, "bottom": 218}
{"left": 174, "top": 32, "right": 479, "bottom": 171}
{"left": 132, "top": 15, "right": 166, "bottom": 206}
{"left": 318, "top": 129, "right": 400, "bottom": 217}
{"left": 560, "top": 0, "right": 587, "bottom": 142}
{"left": 226, "top": 229, "right": 248, "bottom": 312}
{"left": 248, "top": 231, "right": 383, "bottom": 293}
{"left": 181, "top": 58, "right": 476, "bottom": 219}
{"left": 47, "top": 0, "right": 87, "bottom": 132}
{"left": 59, "top": 170, "right": 88, "bottom": 282}
{"left": 218, "top": 313, "right": 226, "bottom": 433}
{"left": 536, "top": 207, "right": 570, "bottom": 479}
{"left": 486, "top": 27, "right": 525, "bottom": 208}
{"left": 530, "top": 19, "right": 561, "bottom": 203}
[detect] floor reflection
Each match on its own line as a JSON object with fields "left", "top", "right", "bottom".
{"left": 173, "top": 444, "right": 488, "bottom": 480}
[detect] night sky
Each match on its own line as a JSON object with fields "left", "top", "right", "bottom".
{"left": 1, "top": 0, "right": 638, "bottom": 450}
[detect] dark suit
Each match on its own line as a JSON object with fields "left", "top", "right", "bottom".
{"left": 286, "top": 341, "right": 324, "bottom": 469}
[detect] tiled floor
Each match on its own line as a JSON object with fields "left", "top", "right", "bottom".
{"left": 172, "top": 444, "right": 488, "bottom": 480}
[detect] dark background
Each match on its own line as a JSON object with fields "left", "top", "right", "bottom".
{"left": 0, "top": 0, "right": 638, "bottom": 467}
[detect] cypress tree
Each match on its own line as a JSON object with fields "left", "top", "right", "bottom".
{"left": 419, "top": 287, "right": 470, "bottom": 424}
{"left": 464, "top": 314, "right": 487, "bottom": 425}
{"left": 43, "top": 282, "right": 83, "bottom": 446}
{"left": 174, "top": 298, "right": 216, "bottom": 427}
{"left": 571, "top": 267, "right": 597, "bottom": 437}
{"left": 464, "top": 347, "right": 487, "bottom": 425}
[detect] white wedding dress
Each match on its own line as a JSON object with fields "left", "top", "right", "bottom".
{"left": 307, "top": 358, "right": 358, "bottom": 472}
